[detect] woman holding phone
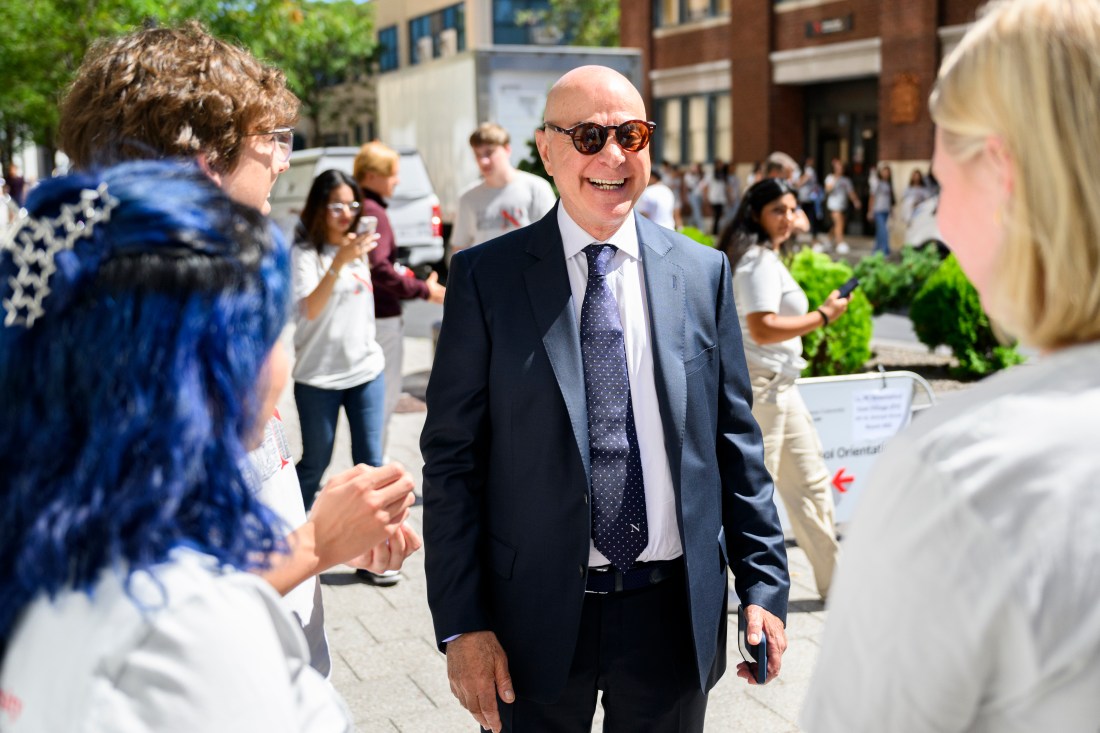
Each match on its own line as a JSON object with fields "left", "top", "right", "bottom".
{"left": 292, "top": 169, "right": 385, "bottom": 512}
{"left": 719, "top": 178, "right": 850, "bottom": 600}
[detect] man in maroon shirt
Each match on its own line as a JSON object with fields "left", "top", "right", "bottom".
{"left": 354, "top": 141, "right": 445, "bottom": 586}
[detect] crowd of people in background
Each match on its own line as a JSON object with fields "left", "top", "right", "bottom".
{"left": 630, "top": 154, "right": 943, "bottom": 261}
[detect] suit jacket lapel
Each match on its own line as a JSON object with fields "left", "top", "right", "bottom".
{"left": 637, "top": 217, "right": 687, "bottom": 482}
{"left": 523, "top": 210, "right": 591, "bottom": 483}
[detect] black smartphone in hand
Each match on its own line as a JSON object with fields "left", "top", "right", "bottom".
{"left": 838, "top": 276, "right": 860, "bottom": 298}
{"left": 737, "top": 605, "right": 768, "bottom": 684}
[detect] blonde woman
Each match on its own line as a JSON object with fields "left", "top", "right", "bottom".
{"left": 804, "top": 1, "right": 1100, "bottom": 729}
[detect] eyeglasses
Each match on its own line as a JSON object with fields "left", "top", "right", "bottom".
{"left": 542, "top": 120, "right": 656, "bottom": 155}
{"left": 245, "top": 127, "right": 295, "bottom": 162}
{"left": 326, "top": 201, "right": 361, "bottom": 216}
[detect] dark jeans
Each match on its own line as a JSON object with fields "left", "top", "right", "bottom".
{"left": 294, "top": 376, "right": 385, "bottom": 510}
{"left": 873, "top": 210, "right": 891, "bottom": 255}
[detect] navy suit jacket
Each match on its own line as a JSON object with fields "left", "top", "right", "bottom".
{"left": 421, "top": 206, "right": 789, "bottom": 703}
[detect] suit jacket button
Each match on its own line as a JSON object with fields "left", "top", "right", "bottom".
{"left": 583, "top": 493, "right": 588, "bottom": 504}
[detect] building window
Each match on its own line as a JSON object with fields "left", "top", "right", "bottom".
{"left": 409, "top": 3, "right": 466, "bottom": 66}
{"left": 656, "top": 92, "right": 730, "bottom": 165}
{"left": 493, "top": 0, "right": 553, "bottom": 44}
{"left": 660, "top": 98, "right": 683, "bottom": 164}
{"left": 378, "top": 25, "right": 398, "bottom": 72}
{"left": 653, "top": 0, "right": 730, "bottom": 27}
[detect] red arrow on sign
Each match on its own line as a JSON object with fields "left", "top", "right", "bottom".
{"left": 832, "top": 468, "right": 854, "bottom": 493}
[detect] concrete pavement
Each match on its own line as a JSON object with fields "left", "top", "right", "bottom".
{"left": 274, "top": 330, "right": 828, "bottom": 733}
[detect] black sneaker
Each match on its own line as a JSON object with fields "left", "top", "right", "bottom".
{"left": 355, "top": 569, "right": 402, "bottom": 587}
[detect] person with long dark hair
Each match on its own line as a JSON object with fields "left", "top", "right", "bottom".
{"left": 292, "top": 169, "right": 386, "bottom": 512}
{"left": 0, "top": 161, "right": 359, "bottom": 728}
{"left": 718, "top": 178, "right": 850, "bottom": 600}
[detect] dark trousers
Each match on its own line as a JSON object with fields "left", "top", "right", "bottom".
{"left": 294, "top": 376, "right": 384, "bottom": 510}
{"left": 497, "top": 566, "right": 712, "bottom": 733}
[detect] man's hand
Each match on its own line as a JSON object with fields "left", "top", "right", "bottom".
{"left": 734, "top": 604, "right": 788, "bottom": 685}
{"left": 348, "top": 523, "right": 423, "bottom": 574}
{"left": 447, "top": 631, "right": 514, "bottom": 733}
{"left": 425, "top": 271, "right": 446, "bottom": 304}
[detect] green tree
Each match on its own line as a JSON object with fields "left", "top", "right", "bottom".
{"left": 909, "top": 255, "right": 1024, "bottom": 378}
{"left": 0, "top": 0, "right": 376, "bottom": 164}
{"left": 516, "top": 0, "right": 620, "bottom": 47}
{"left": 0, "top": 0, "right": 167, "bottom": 166}
{"left": 209, "top": 0, "right": 376, "bottom": 146}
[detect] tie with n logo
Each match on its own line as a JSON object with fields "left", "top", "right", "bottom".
{"left": 580, "top": 243, "right": 648, "bottom": 572}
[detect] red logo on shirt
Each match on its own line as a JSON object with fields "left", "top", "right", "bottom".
{"left": 0, "top": 688, "right": 23, "bottom": 722}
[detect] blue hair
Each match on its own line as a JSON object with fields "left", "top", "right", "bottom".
{"left": 0, "top": 160, "right": 291, "bottom": 654}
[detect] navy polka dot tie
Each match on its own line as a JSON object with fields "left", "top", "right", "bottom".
{"left": 580, "top": 244, "right": 648, "bottom": 572}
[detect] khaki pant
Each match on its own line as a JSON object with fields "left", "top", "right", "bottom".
{"left": 749, "top": 364, "right": 839, "bottom": 599}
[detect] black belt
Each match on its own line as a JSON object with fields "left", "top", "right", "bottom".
{"left": 585, "top": 558, "right": 682, "bottom": 594}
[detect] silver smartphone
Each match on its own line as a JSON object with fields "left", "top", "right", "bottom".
{"left": 357, "top": 215, "right": 378, "bottom": 236}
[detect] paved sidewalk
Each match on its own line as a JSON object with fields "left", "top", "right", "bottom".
{"left": 274, "top": 332, "right": 826, "bottom": 732}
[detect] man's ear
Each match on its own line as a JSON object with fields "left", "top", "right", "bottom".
{"left": 195, "top": 154, "right": 223, "bottom": 187}
{"left": 534, "top": 130, "right": 553, "bottom": 177}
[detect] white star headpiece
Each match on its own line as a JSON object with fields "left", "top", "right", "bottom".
{"left": 1, "top": 182, "right": 119, "bottom": 328}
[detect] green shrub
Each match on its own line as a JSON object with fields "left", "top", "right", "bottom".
{"left": 787, "top": 248, "right": 874, "bottom": 376}
{"left": 909, "top": 255, "right": 1025, "bottom": 378}
{"left": 852, "top": 244, "right": 943, "bottom": 315}
{"left": 680, "top": 227, "right": 714, "bottom": 247}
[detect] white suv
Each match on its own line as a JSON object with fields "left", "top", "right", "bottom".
{"left": 268, "top": 147, "right": 444, "bottom": 270}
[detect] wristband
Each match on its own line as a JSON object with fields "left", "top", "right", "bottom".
{"left": 325, "top": 267, "right": 339, "bottom": 280}
{"left": 816, "top": 307, "right": 829, "bottom": 326}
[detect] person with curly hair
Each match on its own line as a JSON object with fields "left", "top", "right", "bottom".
{"left": 56, "top": 21, "right": 419, "bottom": 677}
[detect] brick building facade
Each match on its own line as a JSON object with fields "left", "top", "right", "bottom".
{"left": 621, "top": 0, "right": 986, "bottom": 188}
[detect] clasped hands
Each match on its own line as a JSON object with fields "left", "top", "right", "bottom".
{"left": 262, "top": 463, "right": 421, "bottom": 594}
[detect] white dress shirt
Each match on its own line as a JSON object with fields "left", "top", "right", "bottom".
{"left": 557, "top": 205, "right": 683, "bottom": 566}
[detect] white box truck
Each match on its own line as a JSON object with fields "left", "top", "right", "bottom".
{"left": 375, "top": 46, "right": 642, "bottom": 233}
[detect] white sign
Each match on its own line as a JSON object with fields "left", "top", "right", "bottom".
{"left": 768, "top": 373, "right": 930, "bottom": 530}
{"left": 852, "top": 387, "right": 911, "bottom": 443}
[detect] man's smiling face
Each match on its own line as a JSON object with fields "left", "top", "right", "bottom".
{"left": 536, "top": 66, "right": 650, "bottom": 242}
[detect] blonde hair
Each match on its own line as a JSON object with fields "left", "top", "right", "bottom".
{"left": 930, "top": 0, "right": 1100, "bottom": 349}
{"left": 353, "top": 140, "right": 399, "bottom": 182}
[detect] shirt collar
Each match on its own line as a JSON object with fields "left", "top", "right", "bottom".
{"left": 557, "top": 205, "right": 640, "bottom": 261}
{"left": 362, "top": 187, "right": 388, "bottom": 209}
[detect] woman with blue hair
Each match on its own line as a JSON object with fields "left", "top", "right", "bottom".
{"left": 0, "top": 161, "right": 356, "bottom": 729}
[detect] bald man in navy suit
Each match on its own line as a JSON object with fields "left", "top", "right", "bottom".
{"left": 422, "top": 66, "right": 789, "bottom": 733}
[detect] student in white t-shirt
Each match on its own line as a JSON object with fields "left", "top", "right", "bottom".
{"left": 718, "top": 178, "right": 851, "bottom": 600}
{"left": 450, "top": 122, "right": 557, "bottom": 258}
{"left": 291, "top": 170, "right": 386, "bottom": 512}
{"left": 636, "top": 169, "right": 679, "bottom": 230}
